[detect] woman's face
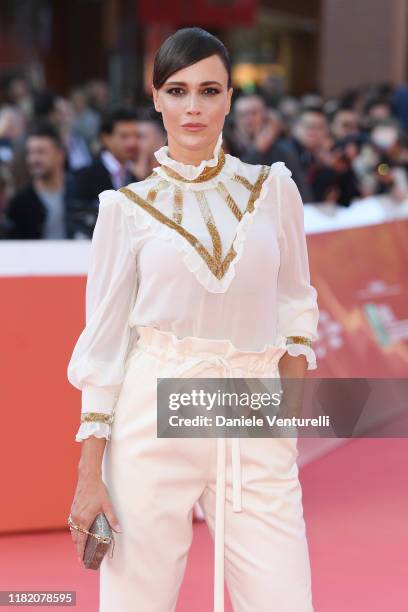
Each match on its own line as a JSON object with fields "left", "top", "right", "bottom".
{"left": 152, "top": 54, "right": 233, "bottom": 157}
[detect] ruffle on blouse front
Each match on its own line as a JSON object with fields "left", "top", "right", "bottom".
{"left": 115, "top": 160, "right": 293, "bottom": 294}
{"left": 153, "top": 131, "right": 224, "bottom": 180}
{"left": 75, "top": 422, "right": 111, "bottom": 442}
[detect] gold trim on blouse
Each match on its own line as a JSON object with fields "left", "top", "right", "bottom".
{"left": 119, "top": 164, "right": 270, "bottom": 280}
{"left": 80, "top": 412, "right": 114, "bottom": 425}
{"left": 286, "top": 336, "right": 313, "bottom": 348}
{"left": 158, "top": 147, "right": 226, "bottom": 183}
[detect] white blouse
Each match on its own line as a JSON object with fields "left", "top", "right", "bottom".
{"left": 67, "top": 130, "right": 319, "bottom": 442}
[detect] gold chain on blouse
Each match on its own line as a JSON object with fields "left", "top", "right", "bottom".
{"left": 119, "top": 164, "right": 270, "bottom": 280}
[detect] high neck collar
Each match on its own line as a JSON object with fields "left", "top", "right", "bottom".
{"left": 153, "top": 131, "right": 224, "bottom": 181}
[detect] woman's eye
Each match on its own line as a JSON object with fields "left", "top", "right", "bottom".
{"left": 165, "top": 87, "right": 220, "bottom": 96}
{"left": 166, "top": 87, "right": 184, "bottom": 96}
{"left": 203, "top": 88, "right": 220, "bottom": 95}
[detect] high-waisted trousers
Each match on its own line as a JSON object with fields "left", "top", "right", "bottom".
{"left": 100, "top": 325, "right": 314, "bottom": 612}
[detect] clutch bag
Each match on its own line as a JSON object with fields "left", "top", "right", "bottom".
{"left": 83, "top": 512, "right": 115, "bottom": 570}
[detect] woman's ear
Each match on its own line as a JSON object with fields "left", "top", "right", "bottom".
{"left": 226, "top": 87, "right": 233, "bottom": 115}
{"left": 152, "top": 85, "right": 161, "bottom": 113}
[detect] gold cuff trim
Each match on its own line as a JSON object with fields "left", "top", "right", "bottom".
{"left": 286, "top": 336, "right": 313, "bottom": 348}
{"left": 80, "top": 413, "right": 114, "bottom": 425}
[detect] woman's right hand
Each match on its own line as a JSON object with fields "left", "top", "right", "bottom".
{"left": 69, "top": 470, "right": 121, "bottom": 563}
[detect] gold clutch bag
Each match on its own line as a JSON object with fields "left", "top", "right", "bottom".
{"left": 83, "top": 513, "right": 115, "bottom": 570}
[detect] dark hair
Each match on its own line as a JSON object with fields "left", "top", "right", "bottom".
{"left": 295, "top": 107, "right": 326, "bottom": 124}
{"left": 233, "top": 92, "right": 267, "bottom": 107}
{"left": 33, "top": 89, "right": 57, "bottom": 117}
{"left": 332, "top": 103, "right": 356, "bottom": 115}
{"left": 364, "top": 97, "right": 392, "bottom": 116}
{"left": 140, "top": 105, "right": 166, "bottom": 134}
{"left": 100, "top": 107, "right": 142, "bottom": 135}
{"left": 27, "top": 120, "right": 63, "bottom": 149}
{"left": 153, "top": 27, "right": 232, "bottom": 90}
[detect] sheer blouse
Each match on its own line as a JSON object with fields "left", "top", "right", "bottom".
{"left": 67, "top": 131, "right": 319, "bottom": 441}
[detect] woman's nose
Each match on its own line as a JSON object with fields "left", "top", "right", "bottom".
{"left": 185, "top": 95, "right": 201, "bottom": 113}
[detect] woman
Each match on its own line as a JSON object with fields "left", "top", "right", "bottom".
{"left": 67, "top": 27, "right": 319, "bottom": 612}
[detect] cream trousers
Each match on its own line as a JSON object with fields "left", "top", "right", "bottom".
{"left": 100, "top": 325, "right": 314, "bottom": 612}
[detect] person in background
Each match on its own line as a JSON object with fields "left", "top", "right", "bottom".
{"left": 277, "top": 95, "right": 301, "bottom": 133}
{"left": 71, "top": 107, "right": 143, "bottom": 199}
{"left": 312, "top": 134, "right": 363, "bottom": 206}
{"left": 9, "top": 89, "right": 91, "bottom": 190}
{"left": 3, "top": 73, "right": 33, "bottom": 119}
{"left": 259, "top": 73, "right": 286, "bottom": 108}
{"left": 226, "top": 93, "right": 309, "bottom": 198}
{"left": 0, "top": 165, "right": 13, "bottom": 237}
{"left": 32, "top": 90, "right": 92, "bottom": 171}
{"left": 330, "top": 106, "right": 361, "bottom": 141}
{"left": 280, "top": 107, "right": 331, "bottom": 202}
{"left": 54, "top": 97, "right": 93, "bottom": 171}
{"left": 69, "top": 107, "right": 148, "bottom": 236}
{"left": 0, "top": 105, "right": 26, "bottom": 169}
{"left": 391, "top": 83, "right": 408, "bottom": 132}
{"left": 70, "top": 86, "right": 101, "bottom": 151}
{"left": 299, "top": 93, "right": 325, "bottom": 113}
{"left": 86, "top": 79, "right": 112, "bottom": 116}
{"left": 4, "top": 121, "right": 76, "bottom": 239}
{"left": 359, "top": 96, "right": 393, "bottom": 134}
{"left": 128, "top": 109, "right": 167, "bottom": 180}
{"left": 365, "top": 98, "right": 392, "bottom": 123}
{"left": 354, "top": 118, "right": 408, "bottom": 201}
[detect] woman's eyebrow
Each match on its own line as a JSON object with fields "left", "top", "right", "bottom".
{"left": 164, "top": 80, "right": 223, "bottom": 87}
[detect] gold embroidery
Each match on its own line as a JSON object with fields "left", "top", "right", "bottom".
{"left": 212, "top": 164, "right": 270, "bottom": 277}
{"left": 146, "top": 178, "right": 169, "bottom": 204}
{"left": 120, "top": 185, "right": 217, "bottom": 274}
{"left": 215, "top": 182, "right": 242, "bottom": 221}
{"left": 194, "top": 190, "right": 223, "bottom": 262}
{"left": 173, "top": 185, "right": 184, "bottom": 225}
{"left": 247, "top": 165, "right": 270, "bottom": 213}
{"left": 286, "top": 336, "right": 313, "bottom": 348}
{"left": 160, "top": 148, "right": 226, "bottom": 183}
{"left": 231, "top": 173, "right": 254, "bottom": 191}
{"left": 119, "top": 164, "right": 270, "bottom": 281}
{"left": 81, "top": 412, "right": 114, "bottom": 425}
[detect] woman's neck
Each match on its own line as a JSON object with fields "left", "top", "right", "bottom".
{"left": 166, "top": 136, "right": 218, "bottom": 166}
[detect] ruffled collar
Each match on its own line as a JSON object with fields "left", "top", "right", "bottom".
{"left": 153, "top": 131, "right": 224, "bottom": 181}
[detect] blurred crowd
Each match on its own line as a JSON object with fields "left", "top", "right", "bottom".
{"left": 1, "top": 72, "right": 408, "bottom": 239}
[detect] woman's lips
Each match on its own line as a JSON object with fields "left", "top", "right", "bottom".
{"left": 182, "top": 124, "right": 207, "bottom": 131}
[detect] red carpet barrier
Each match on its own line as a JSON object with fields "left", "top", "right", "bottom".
{"left": 307, "top": 219, "right": 408, "bottom": 378}
{"left": 1, "top": 276, "right": 86, "bottom": 533}
{"left": 0, "top": 219, "right": 407, "bottom": 532}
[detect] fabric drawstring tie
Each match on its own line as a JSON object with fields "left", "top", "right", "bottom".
{"left": 171, "top": 354, "right": 243, "bottom": 612}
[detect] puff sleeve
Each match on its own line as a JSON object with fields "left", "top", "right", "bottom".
{"left": 67, "top": 190, "right": 138, "bottom": 441}
{"left": 275, "top": 169, "right": 319, "bottom": 369}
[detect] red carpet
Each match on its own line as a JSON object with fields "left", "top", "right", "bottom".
{"left": 1, "top": 438, "right": 407, "bottom": 611}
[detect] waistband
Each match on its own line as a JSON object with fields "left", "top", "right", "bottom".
{"left": 133, "top": 325, "right": 284, "bottom": 612}
{"left": 135, "top": 325, "right": 286, "bottom": 378}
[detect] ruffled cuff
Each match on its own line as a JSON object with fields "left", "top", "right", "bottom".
{"left": 75, "top": 409, "right": 114, "bottom": 442}
{"left": 276, "top": 334, "right": 317, "bottom": 370}
{"left": 75, "top": 421, "right": 112, "bottom": 442}
{"left": 285, "top": 342, "right": 317, "bottom": 370}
